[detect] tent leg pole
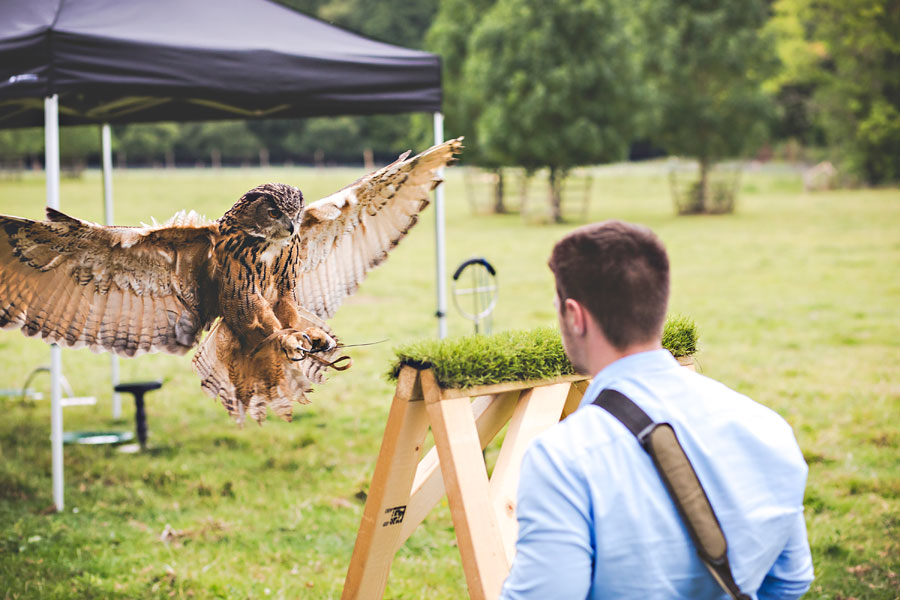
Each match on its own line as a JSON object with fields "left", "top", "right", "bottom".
{"left": 110, "top": 356, "right": 121, "bottom": 419}
{"left": 45, "top": 94, "right": 64, "bottom": 513}
{"left": 433, "top": 111, "right": 447, "bottom": 339}
{"left": 101, "top": 123, "right": 121, "bottom": 419}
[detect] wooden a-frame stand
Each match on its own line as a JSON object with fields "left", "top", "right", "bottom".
{"left": 342, "top": 366, "right": 589, "bottom": 600}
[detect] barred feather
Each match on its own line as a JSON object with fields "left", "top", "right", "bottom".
{"left": 0, "top": 210, "right": 216, "bottom": 357}
{"left": 290, "top": 137, "right": 462, "bottom": 320}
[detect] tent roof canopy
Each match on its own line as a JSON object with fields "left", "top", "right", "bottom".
{"left": 0, "top": 0, "right": 442, "bottom": 128}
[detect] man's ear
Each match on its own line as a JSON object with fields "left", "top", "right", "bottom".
{"left": 563, "top": 298, "right": 587, "bottom": 336}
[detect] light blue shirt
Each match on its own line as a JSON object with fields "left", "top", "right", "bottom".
{"left": 500, "top": 349, "right": 814, "bottom": 600}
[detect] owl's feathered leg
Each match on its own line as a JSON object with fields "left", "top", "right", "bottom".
{"left": 193, "top": 321, "right": 245, "bottom": 421}
{"left": 272, "top": 299, "right": 339, "bottom": 361}
{"left": 191, "top": 314, "right": 341, "bottom": 424}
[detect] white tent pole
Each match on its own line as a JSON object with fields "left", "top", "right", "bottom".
{"left": 101, "top": 123, "right": 114, "bottom": 227}
{"left": 45, "top": 94, "right": 64, "bottom": 512}
{"left": 101, "top": 124, "right": 121, "bottom": 419}
{"left": 433, "top": 112, "right": 447, "bottom": 339}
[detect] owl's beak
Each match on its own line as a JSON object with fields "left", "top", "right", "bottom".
{"left": 287, "top": 220, "right": 295, "bottom": 235}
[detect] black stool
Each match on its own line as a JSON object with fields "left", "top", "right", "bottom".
{"left": 114, "top": 381, "right": 162, "bottom": 449}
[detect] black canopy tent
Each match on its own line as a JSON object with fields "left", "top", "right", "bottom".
{"left": 0, "top": 0, "right": 448, "bottom": 511}
{"left": 0, "top": 0, "right": 441, "bottom": 125}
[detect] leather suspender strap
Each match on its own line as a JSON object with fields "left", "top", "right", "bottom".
{"left": 593, "top": 388, "right": 751, "bottom": 600}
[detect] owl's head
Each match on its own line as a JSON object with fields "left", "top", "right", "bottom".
{"left": 223, "top": 183, "right": 303, "bottom": 241}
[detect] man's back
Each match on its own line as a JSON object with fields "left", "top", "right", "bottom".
{"left": 500, "top": 350, "right": 813, "bottom": 599}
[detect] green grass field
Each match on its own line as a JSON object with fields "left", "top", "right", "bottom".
{"left": 0, "top": 161, "right": 897, "bottom": 599}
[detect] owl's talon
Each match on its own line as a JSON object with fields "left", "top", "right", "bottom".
{"left": 281, "top": 346, "right": 304, "bottom": 361}
{"left": 273, "top": 327, "right": 335, "bottom": 361}
{"left": 299, "top": 326, "right": 336, "bottom": 354}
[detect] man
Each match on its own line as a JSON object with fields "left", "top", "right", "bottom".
{"left": 499, "top": 220, "right": 814, "bottom": 599}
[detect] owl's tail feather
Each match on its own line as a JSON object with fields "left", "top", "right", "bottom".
{"left": 192, "top": 320, "right": 330, "bottom": 425}
{"left": 192, "top": 321, "right": 240, "bottom": 419}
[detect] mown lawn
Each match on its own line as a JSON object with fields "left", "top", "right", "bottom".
{"left": 0, "top": 161, "right": 897, "bottom": 599}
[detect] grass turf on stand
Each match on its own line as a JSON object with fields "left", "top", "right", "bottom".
{"left": 389, "top": 317, "right": 697, "bottom": 389}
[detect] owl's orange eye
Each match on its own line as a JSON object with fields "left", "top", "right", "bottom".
{"left": 268, "top": 208, "right": 283, "bottom": 219}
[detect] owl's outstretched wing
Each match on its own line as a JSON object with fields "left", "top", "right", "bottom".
{"left": 0, "top": 208, "right": 217, "bottom": 357}
{"left": 288, "top": 137, "right": 462, "bottom": 320}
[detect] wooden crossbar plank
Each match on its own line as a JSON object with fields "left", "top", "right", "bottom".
{"left": 489, "top": 382, "right": 573, "bottom": 564}
{"left": 677, "top": 356, "right": 696, "bottom": 371}
{"left": 407, "top": 373, "right": 587, "bottom": 401}
{"left": 398, "top": 391, "right": 520, "bottom": 547}
{"left": 342, "top": 368, "right": 431, "bottom": 600}
{"left": 422, "top": 370, "right": 509, "bottom": 600}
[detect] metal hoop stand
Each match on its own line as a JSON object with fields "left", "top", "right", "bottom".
{"left": 452, "top": 257, "right": 498, "bottom": 335}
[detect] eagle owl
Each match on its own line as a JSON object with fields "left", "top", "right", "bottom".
{"left": 0, "top": 138, "right": 462, "bottom": 424}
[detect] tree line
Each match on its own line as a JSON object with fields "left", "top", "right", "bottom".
{"left": 1, "top": 0, "right": 896, "bottom": 212}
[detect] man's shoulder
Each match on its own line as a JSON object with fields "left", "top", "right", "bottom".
{"left": 680, "top": 369, "right": 798, "bottom": 435}
{"left": 616, "top": 366, "right": 796, "bottom": 435}
{"left": 550, "top": 368, "right": 801, "bottom": 471}
{"left": 526, "top": 365, "right": 804, "bottom": 482}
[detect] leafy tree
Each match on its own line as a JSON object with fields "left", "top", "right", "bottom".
{"left": 275, "top": 0, "right": 330, "bottom": 18}
{"left": 424, "top": 0, "right": 506, "bottom": 210}
{"left": 855, "top": 99, "right": 900, "bottom": 183}
{"left": 0, "top": 126, "right": 103, "bottom": 173}
{"left": 763, "top": 0, "right": 825, "bottom": 148}
{"left": 115, "top": 123, "right": 179, "bottom": 165}
{"left": 177, "top": 122, "right": 262, "bottom": 165}
{"left": 355, "top": 115, "right": 418, "bottom": 160}
{"left": 59, "top": 126, "right": 101, "bottom": 173}
{"left": 0, "top": 128, "right": 43, "bottom": 163}
{"left": 646, "top": 0, "right": 777, "bottom": 213}
{"left": 424, "top": 0, "right": 495, "bottom": 147}
{"left": 246, "top": 118, "right": 308, "bottom": 162}
{"left": 293, "top": 116, "right": 361, "bottom": 163}
{"left": 316, "top": 0, "right": 437, "bottom": 50}
{"left": 464, "top": 0, "right": 645, "bottom": 221}
{"left": 303, "top": 0, "right": 439, "bottom": 163}
{"left": 768, "top": 0, "right": 900, "bottom": 183}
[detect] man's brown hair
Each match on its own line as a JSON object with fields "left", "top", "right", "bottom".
{"left": 548, "top": 220, "right": 670, "bottom": 350}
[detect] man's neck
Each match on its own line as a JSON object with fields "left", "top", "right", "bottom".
{"left": 588, "top": 339, "right": 662, "bottom": 377}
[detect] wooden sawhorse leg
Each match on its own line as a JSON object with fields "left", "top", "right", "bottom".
{"left": 341, "top": 368, "right": 431, "bottom": 598}
{"left": 422, "top": 370, "right": 510, "bottom": 600}
{"left": 342, "top": 368, "right": 587, "bottom": 600}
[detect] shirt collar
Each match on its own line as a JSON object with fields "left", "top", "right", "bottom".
{"left": 580, "top": 349, "right": 679, "bottom": 409}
